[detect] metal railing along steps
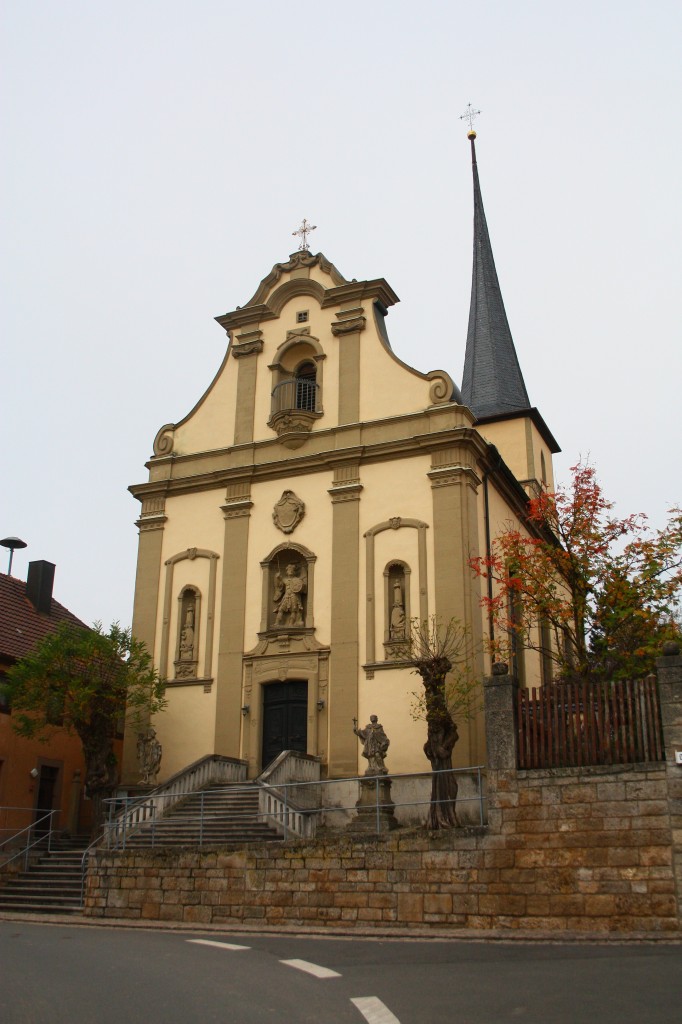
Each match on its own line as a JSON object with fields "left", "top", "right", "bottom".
{"left": 117, "top": 783, "right": 281, "bottom": 848}
{"left": 0, "top": 834, "right": 90, "bottom": 915}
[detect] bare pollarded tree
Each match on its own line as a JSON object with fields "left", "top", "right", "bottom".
{"left": 399, "top": 618, "right": 480, "bottom": 830}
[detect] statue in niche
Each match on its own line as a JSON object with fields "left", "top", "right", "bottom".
{"left": 175, "top": 591, "right": 198, "bottom": 679}
{"left": 137, "top": 727, "right": 162, "bottom": 785}
{"left": 273, "top": 561, "right": 307, "bottom": 627}
{"left": 353, "top": 714, "right": 390, "bottom": 775}
{"left": 390, "top": 577, "right": 406, "bottom": 639}
{"left": 179, "top": 606, "right": 195, "bottom": 661}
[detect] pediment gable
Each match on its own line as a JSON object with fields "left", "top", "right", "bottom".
{"left": 215, "top": 251, "right": 399, "bottom": 334}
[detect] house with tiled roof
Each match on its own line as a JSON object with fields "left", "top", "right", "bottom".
{"left": 0, "top": 562, "right": 93, "bottom": 844}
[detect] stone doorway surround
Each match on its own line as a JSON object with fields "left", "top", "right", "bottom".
{"left": 242, "top": 642, "right": 329, "bottom": 778}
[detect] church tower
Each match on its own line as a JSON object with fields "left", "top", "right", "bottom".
{"left": 461, "top": 129, "right": 560, "bottom": 495}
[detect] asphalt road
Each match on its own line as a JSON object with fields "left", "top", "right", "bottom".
{"left": 1, "top": 922, "right": 680, "bottom": 1024}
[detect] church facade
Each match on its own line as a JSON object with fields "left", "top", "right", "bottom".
{"left": 122, "top": 134, "right": 560, "bottom": 784}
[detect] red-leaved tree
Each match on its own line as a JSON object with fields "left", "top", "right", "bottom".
{"left": 470, "top": 462, "right": 681, "bottom": 681}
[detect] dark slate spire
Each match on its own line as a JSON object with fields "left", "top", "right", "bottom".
{"left": 461, "top": 131, "right": 531, "bottom": 419}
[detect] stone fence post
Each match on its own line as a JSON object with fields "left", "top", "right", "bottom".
{"left": 483, "top": 663, "right": 519, "bottom": 833}
{"left": 483, "top": 662, "right": 519, "bottom": 771}
{"left": 657, "top": 641, "right": 682, "bottom": 925}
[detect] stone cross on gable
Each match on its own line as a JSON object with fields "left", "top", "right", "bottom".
{"left": 292, "top": 218, "right": 317, "bottom": 252}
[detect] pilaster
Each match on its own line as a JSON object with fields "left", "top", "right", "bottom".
{"left": 333, "top": 307, "right": 365, "bottom": 424}
{"left": 428, "top": 445, "right": 484, "bottom": 766}
{"left": 328, "top": 464, "right": 362, "bottom": 776}
{"left": 232, "top": 330, "right": 263, "bottom": 445}
{"left": 214, "top": 483, "right": 253, "bottom": 756}
{"left": 121, "top": 499, "right": 166, "bottom": 784}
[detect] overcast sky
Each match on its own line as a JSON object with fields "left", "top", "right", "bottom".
{"left": 2, "top": 0, "right": 680, "bottom": 629}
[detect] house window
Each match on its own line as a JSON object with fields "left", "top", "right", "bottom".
{"left": 296, "top": 310, "right": 309, "bottom": 324}
{"left": 0, "top": 672, "right": 10, "bottom": 714}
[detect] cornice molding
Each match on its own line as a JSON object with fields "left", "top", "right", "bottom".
{"left": 427, "top": 464, "right": 482, "bottom": 489}
{"left": 321, "top": 279, "right": 399, "bottom": 310}
{"left": 328, "top": 482, "right": 363, "bottom": 503}
{"left": 221, "top": 499, "right": 253, "bottom": 519}
{"left": 136, "top": 515, "right": 167, "bottom": 532}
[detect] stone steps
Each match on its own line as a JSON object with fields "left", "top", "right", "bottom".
{"left": 0, "top": 836, "right": 90, "bottom": 915}
{"left": 115, "top": 783, "right": 282, "bottom": 848}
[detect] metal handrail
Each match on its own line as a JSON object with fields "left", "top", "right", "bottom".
{"left": 260, "top": 765, "right": 487, "bottom": 840}
{"left": 0, "top": 809, "right": 59, "bottom": 870}
{"left": 80, "top": 830, "right": 107, "bottom": 907}
{"left": 103, "top": 754, "right": 248, "bottom": 849}
{"left": 94, "top": 765, "right": 487, "bottom": 850}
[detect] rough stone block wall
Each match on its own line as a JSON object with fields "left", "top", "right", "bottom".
{"left": 86, "top": 763, "right": 679, "bottom": 933}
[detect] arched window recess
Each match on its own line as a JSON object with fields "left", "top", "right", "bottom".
{"left": 268, "top": 335, "right": 325, "bottom": 445}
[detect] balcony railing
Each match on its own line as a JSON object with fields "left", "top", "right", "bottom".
{"left": 271, "top": 378, "right": 321, "bottom": 415}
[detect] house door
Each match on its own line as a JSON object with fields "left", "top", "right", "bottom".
{"left": 34, "top": 765, "right": 60, "bottom": 831}
{"left": 261, "top": 681, "right": 308, "bottom": 769}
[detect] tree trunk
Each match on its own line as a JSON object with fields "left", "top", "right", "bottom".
{"left": 420, "top": 664, "right": 460, "bottom": 829}
{"left": 80, "top": 722, "right": 118, "bottom": 838}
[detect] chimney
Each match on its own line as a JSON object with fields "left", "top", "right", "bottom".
{"left": 26, "top": 560, "right": 56, "bottom": 614}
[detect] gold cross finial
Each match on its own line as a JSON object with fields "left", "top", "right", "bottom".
{"left": 459, "top": 103, "right": 481, "bottom": 133}
{"left": 292, "top": 218, "right": 317, "bottom": 252}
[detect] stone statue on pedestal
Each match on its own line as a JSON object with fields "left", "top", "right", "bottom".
{"left": 137, "top": 727, "right": 162, "bottom": 785}
{"left": 353, "top": 714, "right": 390, "bottom": 775}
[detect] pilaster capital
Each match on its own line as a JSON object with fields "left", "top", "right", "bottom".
{"left": 332, "top": 307, "right": 366, "bottom": 336}
{"left": 232, "top": 330, "right": 264, "bottom": 358}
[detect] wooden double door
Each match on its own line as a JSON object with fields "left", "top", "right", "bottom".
{"left": 261, "top": 681, "right": 307, "bottom": 769}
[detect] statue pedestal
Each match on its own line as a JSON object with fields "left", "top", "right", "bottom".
{"left": 347, "top": 775, "right": 398, "bottom": 834}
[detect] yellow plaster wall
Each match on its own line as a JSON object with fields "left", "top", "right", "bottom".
{"left": 476, "top": 419, "right": 529, "bottom": 482}
{"left": 476, "top": 417, "right": 556, "bottom": 493}
{"left": 357, "top": 331, "right": 440, "bottom": 423}
{"left": 357, "top": 666, "right": 427, "bottom": 776}
{"left": 171, "top": 350, "right": 237, "bottom": 455}
{"left": 154, "top": 687, "right": 217, "bottom": 779}
{"left": 160, "top": 269, "right": 452, "bottom": 462}
{"left": 145, "top": 489, "right": 226, "bottom": 773}
{"left": 241, "top": 473, "right": 335, "bottom": 648}
{"left": 357, "top": 456, "right": 436, "bottom": 654}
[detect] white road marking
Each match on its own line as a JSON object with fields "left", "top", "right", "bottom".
{"left": 351, "top": 996, "right": 402, "bottom": 1024}
{"left": 279, "top": 958, "right": 342, "bottom": 979}
{"left": 187, "top": 939, "right": 251, "bottom": 951}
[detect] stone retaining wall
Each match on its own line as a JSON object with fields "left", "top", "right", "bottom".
{"left": 85, "top": 649, "right": 682, "bottom": 933}
{"left": 85, "top": 762, "right": 678, "bottom": 933}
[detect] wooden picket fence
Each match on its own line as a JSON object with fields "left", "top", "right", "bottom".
{"left": 517, "top": 676, "right": 664, "bottom": 769}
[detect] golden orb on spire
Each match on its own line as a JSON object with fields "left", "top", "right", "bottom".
{"left": 467, "top": 129, "right": 477, "bottom": 139}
